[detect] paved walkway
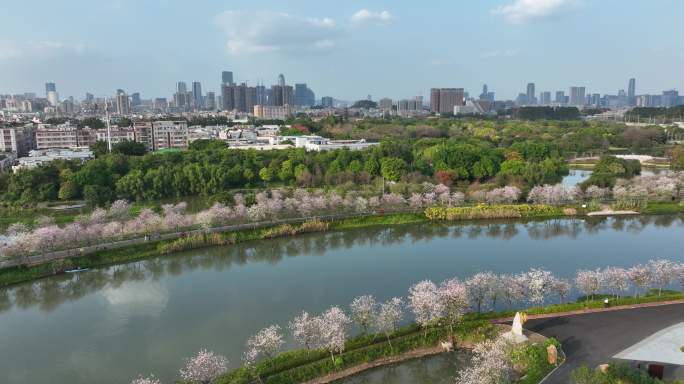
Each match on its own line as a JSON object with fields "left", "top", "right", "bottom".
{"left": 526, "top": 302, "right": 684, "bottom": 383}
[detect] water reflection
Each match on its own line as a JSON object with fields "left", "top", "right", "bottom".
{"left": 337, "top": 352, "right": 471, "bottom": 384}
{"left": 0, "top": 215, "right": 681, "bottom": 315}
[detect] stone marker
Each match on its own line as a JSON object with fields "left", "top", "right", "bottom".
{"left": 547, "top": 344, "right": 558, "bottom": 365}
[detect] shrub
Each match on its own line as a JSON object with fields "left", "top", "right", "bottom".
{"left": 425, "top": 204, "right": 558, "bottom": 221}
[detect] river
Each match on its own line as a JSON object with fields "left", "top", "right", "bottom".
{"left": 0, "top": 215, "right": 683, "bottom": 383}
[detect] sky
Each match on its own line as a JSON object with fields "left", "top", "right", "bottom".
{"left": 0, "top": 0, "right": 683, "bottom": 101}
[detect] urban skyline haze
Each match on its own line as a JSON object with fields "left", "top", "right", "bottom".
{"left": 1, "top": 0, "right": 683, "bottom": 100}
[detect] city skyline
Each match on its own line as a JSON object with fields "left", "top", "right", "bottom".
{"left": 0, "top": 0, "right": 683, "bottom": 100}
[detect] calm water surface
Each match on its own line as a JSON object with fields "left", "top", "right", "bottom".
{"left": 337, "top": 352, "right": 470, "bottom": 384}
{"left": 0, "top": 215, "right": 683, "bottom": 383}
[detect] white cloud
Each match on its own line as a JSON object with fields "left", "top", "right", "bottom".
{"left": 493, "top": 0, "right": 577, "bottom": 24}
{"left": 350, "top": 9, "right": 392, "bottom": 25}
{"left": 0, "top": 40, "right": 85, "bottom": 60}
{"left": 213, "top": 11, "right": 341, "bottom": 55}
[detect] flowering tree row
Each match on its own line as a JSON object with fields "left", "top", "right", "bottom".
{"left": 1, "top": 184, "right": 519, "bottom": 259}
{"left": 528, "top": 171, "right": 684, "bottom": 204}
{"left": 130, "top": 258, "right": 684, "bottom": 383}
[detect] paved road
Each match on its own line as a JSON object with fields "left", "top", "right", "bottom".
{"left": 527, "top": 303, "right": 684, "bottom": 383}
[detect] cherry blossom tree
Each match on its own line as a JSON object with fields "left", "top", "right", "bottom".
{"left": 575, "top": 269, "right": 603, "bottom": 301}
{"left": 244, "top": 325, "right": 284, "bottom": 367}
{"left": 316, "top": 306, "right": 351, "bottom": 363}
{"left": 648, "top": 259, "right": 676, "bottom": 296}
{"left": 525, "top": 268, "right": 554, "bottom": 306}
{"left": 408, "top": 280, "right": 443, "bottom": 331}
{"left": 130, "top": 375, "right": 161, "bottom": 384}
{"left": 601, "top": 267, "right": 630, "bottom": 298}
{"left": 289, "top": 311, "right": 320, "bottom": 351}
{"left": 350, "top": 295, "right": 376, "bottom": 334}
{"left": 551, "top": 277, "right": 571, "bottom": 304}
{"left": 376, "top": 297, "right": 404, "bottom": 347}
{"left": 455, "top": 336, "right": 514, "bottom": 384}
{"left": 109, "top": 199, "right": 132, "bottom": 220}
{"left": 627, "top": 265, "right": 652, "bottom": 297}
{"left": 439, "top": 277, "right": 469, "bottom": 337}
{"left": 178, "top": 349, "right": 228, "bottom": 384}
{"left": 466, "top": 272, "right": 496, "bottom": 313}
{"left": 501, "top": 274, "right": 527, "bottom": 308}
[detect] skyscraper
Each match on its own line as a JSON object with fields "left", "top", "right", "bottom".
{"left": 321, "top": 96, "right": 334, "bottom": 108}
{"left": 555, "top": 91, "right": 565, "bottom": 105}
{"left": 222, "top": 71, "right": 234, "bottom": 85}
{"left": 430, "top": 88, "right": 441, "bottom": 113}
{"left": 628, "top": 78, "right": 636, "bottom": 106}
{"left": 205, "top": 92, "right": 216, "bottom": 110}
{"left": 130, "top": 93, "right": 141, "bottom": 107}
{"left": 540, "top": 91, "right": 551, "bottom": 105}
{"left": 192, "top": 82, "right": 203, "bottom": 109}
{"left": 116, "top": 92, "right": 130, "bottom": 115}
{"left": 569, "top": 87, "right": 586, "bottom": 106}
{"left": 177, "top": 81, "right": 187, "bottom": 94}
{"left": 278, "top": 74, "right": 286, "bottom": 87}
{"left": 526, "top": 83, "right": 536, "bottom": 105}
{"left": 45, "top": 82, "right": 56, "bottom": 98}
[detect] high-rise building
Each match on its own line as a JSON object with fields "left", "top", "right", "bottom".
{"left": 590, "top": 94, "right": 601, "bottom": 107}
{"left": 221, "top": 84, "right": 234, "bottom": 110}
{"left": 662, "top": 90, "right": 680, "bottom": 107}
{"left": 192, "top": 82, "right": 203, "bottom": 109}
{"left": 379, "top": 98, "right": 393, "bottom": 112}
{"left": 430, "top": 88, "right": 441, "bottom": 113}
{"left": 569, "top": 87, "right": 586, "bottom": 106}
{"left": 438, "top": 88, "right": 464, "bottom": 114}
{"left": 116, "top": 92, "right": 130, "bottom": 115}
{"left": 205, "top": 92, "right": 216, "bottom": 110}
{"left": 222, "top": 71, "right": 234, "bottom": 85}
{"left": 526, "top": 83, "right": 536, "bottom": 105}
{"left": 321, "top": 96, "right": 334, "bottom": 108}
{"left": 555, "top": 91, "right": 565, "bottom": 105}
{"left": 628, "top": 78, "right": 636, "bottom": 106}
{"left": 295, "top": 83, "right": 316, "bottom": 107}
{"left": 47, "top": 91, "right": 59, "bottom": 107}
{"left": 130, "top": 93, "right": 141, "bottom": 107}
{"left": 278, "top": 74, "right": 286, "bottom": 87}
{"left": 177, "top": 82, "right": 187, "bottom": 94}
{"left": 539, "top": 91, "right": 551, "bottom": 106}
{"left": 479, "top": 84, "right": 494, "bottom": 102}
{"left": 256, "top": 85, "right": 267, "bottom": 106}
{"left": 151, "top": 121, "right": 188, "bottom": 150}
{"left": 45, "top": 83, "right": 56, "bottom": 98}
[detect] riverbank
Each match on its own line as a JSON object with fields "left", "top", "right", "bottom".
{"left": 1, "top": 202, "right": 683, "bottom": 287}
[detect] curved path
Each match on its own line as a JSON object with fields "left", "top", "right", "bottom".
{"left": 526, "top": 302, "right": 684, "bottom": 383}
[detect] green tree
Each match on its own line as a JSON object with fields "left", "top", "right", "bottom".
{"left": 259, "top": 167, "right": 273, "bottom": 182}
{"left": 112, "top": 140, "right": 147, "bottom": 156}
{"left": 380, "top": 157, "right": 407, "bottom": 182}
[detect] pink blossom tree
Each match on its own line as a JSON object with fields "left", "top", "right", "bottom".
{"left": 465, "top": 272, "right": 496, "bottom": 313}
{"left": 349, "top": 295, "right": 376, "bottom": 334}
{"left": 316, "top": 306, "right": 351, "bottom": 363}
{"left": 455, "top": 336, "right": 514, "bottom": 384}
{"left": 575, "top": 269, "right": 603, "bottom": 301}
{"left": 289, "top": 311, "right": 320, "bottom": 351}
{"left": 376, "top": 297, "right": 404, "bottom": 347}
{"left": 408, "top": 280, "right": 443, "bottom": 331}
{"left": 647, "top": 259, "right": 675, "bottom": 296}
{"left": 551, "top": 277, "right": 571, "bottom": 304}
{"left": 525, "top": 268, "right": 554, "bottom": 306}
{"left": 501, "top": 274, "right": 527, "bottom": 308}
{"left": 627, "top": 265, "right": 652, "bottom": 297}
{"left": 244, "top": 325, "right": 284, "bottom": 368}
{"left": 438, "top": 277, "right": 469, "bottom": 337}
{"left": 601, "top": 267, "right": 630, "bottom": 298}
{"left": 178, "top": 349, "right": 228, "bottom": 384}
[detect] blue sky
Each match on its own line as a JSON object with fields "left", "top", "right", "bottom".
{"left": 1, "top": 0, "right": 682, "bottom": 101}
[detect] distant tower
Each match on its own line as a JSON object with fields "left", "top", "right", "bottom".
{"left": 526, "top": 83, "right": 536, "bottom": 105}
{"left": 222, "top": 71, "right": 234, "bottom": 85}
{"left": 45, "top": 82, "right": 56, "bottom": 98}
{"left": 628, "top": 78, "right": 636, "bottom": 106}
{"left": 177, "top": 81, "right": 187, "bottom": 94}
{"left": 278, "top": 74, "right": 286, "bottom": 87}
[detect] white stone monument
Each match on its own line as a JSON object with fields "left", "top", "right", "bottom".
{"left": 504, "top": 312, "right": 528, "bottom": 343}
